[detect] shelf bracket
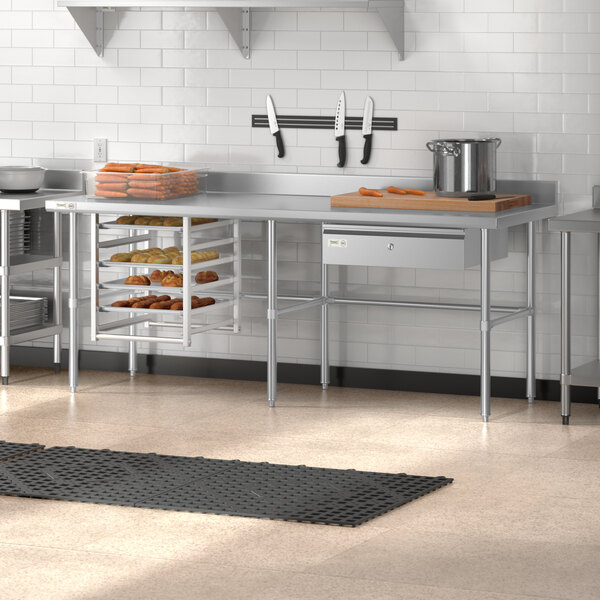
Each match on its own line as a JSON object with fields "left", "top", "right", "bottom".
{"left": 370, "top": 0, "right": 404, "bottom": 60}
{"left": 66, "top": 6, "right": 104, "bottom": 57}
{"left": 216, "top": 7, "right": 251, "bottom": 60}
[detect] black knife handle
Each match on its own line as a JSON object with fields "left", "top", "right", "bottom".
{"left": 274, "top": 130, "right": 285, "bottom": 158}
{"left": 360, "top": 134, "right": 372, "bottom": 165}
{"left": 337, "top": 135, "right": 346, "bottom": 168}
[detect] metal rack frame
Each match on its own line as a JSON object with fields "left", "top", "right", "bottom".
{"left": 87, "top": 216, "right": 241, "bottom": 387}
{"left": 0, "top": 209, "right": 65, "bottom": 385}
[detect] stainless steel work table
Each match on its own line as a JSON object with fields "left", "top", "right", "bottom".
{"left": 548, "top": 186, "right": 600, "bottom": 424}
{"left": 46, "top": 172, "right": 557, "bottom": 422}
{"left": 0, "top": 169, "right": 82, "bottom": 383}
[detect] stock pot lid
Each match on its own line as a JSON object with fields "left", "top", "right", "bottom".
{"left": 430, "top": 138, "right": 496, "bottom": 144}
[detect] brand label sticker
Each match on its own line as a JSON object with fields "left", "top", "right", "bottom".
{"left": 328, "top": 238, "right": 347, "bottom": 248}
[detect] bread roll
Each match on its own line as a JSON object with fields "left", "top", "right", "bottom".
{"left": 195, "top": 271, "right": 218, "bottom": 284}
{"left": 116, "top": 216, "right": 137, "bottom": 225}
{"left": 148, "top": 255, "right": 171, "bottom": 264}
{"left": 124, "top": 275, "right": 151, "bottom": 286}
{"left": 110, "top": 252, "right": 133, "bottom": 262}
{"left": 130, "top": 253, "right": 151, "bottom": 263}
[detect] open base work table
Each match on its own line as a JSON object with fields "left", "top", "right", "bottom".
{"left": 46, "top": 172, "right": 557, "bottom": 422}
{"left": 548, "top": 186, "right": 600, "bottom": 424}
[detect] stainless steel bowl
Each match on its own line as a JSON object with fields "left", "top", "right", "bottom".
{"left": 0, "top": 166, "right": 46, "bottom": 193}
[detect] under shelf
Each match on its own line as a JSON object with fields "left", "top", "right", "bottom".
{"left": 58, "top": 0, "right": 404, "bottom": 60}
{"left": 569, "top": 360, "right": 600, "bottom": 388}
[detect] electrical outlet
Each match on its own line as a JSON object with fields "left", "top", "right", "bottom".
{"left": 93, "top": 138, "right": 107, "bottom": 163}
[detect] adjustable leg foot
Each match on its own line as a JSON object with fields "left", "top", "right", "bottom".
{"left": 562, "top": 415, "right": 570, "bottom": 425}
{"left": 1, "top": 376, "right": 7, "bottom": 385}
{"left": 129, "top": 370, "right": 136, "bottom": 378}
{"left": 527, "top": 395, "right": 535, "bottom": 403}
{"left": 481, "top": 415, "right": 489, "bottom": 423}
{"left": 54, "top": 363, "right": 61, "bottom": 374}
{"left": 322, "top": 383, "right": 328, "bottom": 390}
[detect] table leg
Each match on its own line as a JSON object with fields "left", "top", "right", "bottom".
{"left": 267, "top": 219, "right": 277, "bottom": 407}
{"left": 480, "top": 228, "right": 491, "bottom": 422}
{"left": 128, "top": 227, "right": 137, "bottom": 377}
{"left": 1, "top": 210, "right": 10, "bottom": 385}
{"left": 561, "top": 231, "right": 571, "bottom": 425}
{"left": 526, "top": 221, "right": 536, "bottom": 402}
{"left": 320, "top": 259, "right": 329, "bottom": 390}
{"left": 68, "top": 212, "right": 78, "bottom": 393}
{"left": 53, "top": 211, "right": 62, "bottom": 373}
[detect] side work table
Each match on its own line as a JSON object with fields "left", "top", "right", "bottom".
{"left": 548, "top": 185, "right": 600, "bottom": 424}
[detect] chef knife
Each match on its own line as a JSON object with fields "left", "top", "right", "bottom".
{"left": 360, "top": 96, "right": 374, "bottom": 165}
{"left": 335, "top": 91, "right": 346, "bottom": 168}
{"left": 266, "top": 94, "right": 284, "bottom": 158}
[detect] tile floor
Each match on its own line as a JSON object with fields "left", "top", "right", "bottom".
{"left": 0, "top": 366, "right": 599, "bottom": 600}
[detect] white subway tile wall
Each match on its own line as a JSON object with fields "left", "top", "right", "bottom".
{"left": 2, "top": 2, "right": 600, "bottom": 381}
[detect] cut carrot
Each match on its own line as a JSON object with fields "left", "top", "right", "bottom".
{"left": 134, "top": 167, "right": 170, "bottom": 174}
{"left": 387, "top": 186, "right": 407, "bottom": 195}
{"left": 95, "top": 190, "right": 128, "bottom": 198}
{"left": 359, "top": 187, "right": 383, "bottom": 198}
{"left": 95, "top": 182, "right": 128, "bottom": 191}
{"left": 404, "top": 188, "right": 426, "bottom": 196}
{"left": 99, "top": 166, "right": 135, "bottom": 173}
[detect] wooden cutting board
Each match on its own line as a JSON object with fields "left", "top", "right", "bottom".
{"left": 331, "top": 190, "right": 532, "bottom": 213}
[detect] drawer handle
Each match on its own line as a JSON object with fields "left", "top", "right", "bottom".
{"left": 387, "top": 243, "right": 394, "bottom": 251}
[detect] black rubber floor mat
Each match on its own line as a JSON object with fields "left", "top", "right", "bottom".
{"left": 0, "top": 445, "right": 452, "bottom": 526}
{"left": 0, "top": 441, "right": 44, "bottom": 462}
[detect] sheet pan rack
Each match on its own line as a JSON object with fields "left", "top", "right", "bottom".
{"left": 91, "top": 216, "right": 241, "bottom": 367}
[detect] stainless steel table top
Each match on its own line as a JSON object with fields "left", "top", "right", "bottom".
{"left": 548, "top": 209, "right": 600, "bottom": 233}
{"left": 45, "top": 172, "right": 557, "bottom": 229}
{"left": 0, "top": 189, "right": 81, "bottom": 212}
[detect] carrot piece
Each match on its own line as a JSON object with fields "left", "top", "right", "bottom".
{"left": 134, "top": 167, "right": 170, "bottom": 174}
{"left": 387, "top": 186, "right": 407, "bottom": 195}
{"left": 99, "top": 166, "right": 135, "bottom": 173}
{"left": 95, "top": 190, "right": 128, "bottom": 198}
{"left": 127, "top": 187, "right": 162, "bottom": 198}
{"left": 404, "top": 188, "right": 426, "bottom": 196}
{"left": 359, "top": 187, "right": 383, "bottom": 198}
{"left": 96, "top": 183, "right": 128, "bottom": 192}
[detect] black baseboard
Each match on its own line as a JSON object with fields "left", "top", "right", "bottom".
{"left": 8, "top": 346, "right": 598, "bottom": 404}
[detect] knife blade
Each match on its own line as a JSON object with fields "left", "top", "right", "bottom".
{"left": 360, "top": 96, "right": 374, "bottom": 165}
{"left": 334, "top": 91, "right": 346, "bottom": 168}
{"left": 266, "top": 95, "right": 284, "bottom": 158}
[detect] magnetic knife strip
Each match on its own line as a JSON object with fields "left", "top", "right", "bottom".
{"left": 252, "top": 114, "right": 398, "bottom": 131}
{"left": 0, "top": 442, "right": 452, "bottom": 527}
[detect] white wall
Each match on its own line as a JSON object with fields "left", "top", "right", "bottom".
{"left": 3, "top": 0, "right": 600, "bottom": 380}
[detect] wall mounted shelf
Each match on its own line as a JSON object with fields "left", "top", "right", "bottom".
{"left": 57, "top": 0, "right": 404, "bottom": 61}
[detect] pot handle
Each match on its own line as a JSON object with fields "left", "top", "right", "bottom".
{"left": 483, "top": 137, "right": 502, "bottom": 148}
{"left": 426, "top": 141, "right": 461, "bottom": 157}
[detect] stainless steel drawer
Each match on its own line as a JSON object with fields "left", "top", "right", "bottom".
{"left": 322, "top": 224, "right": 508, "bottom": 270}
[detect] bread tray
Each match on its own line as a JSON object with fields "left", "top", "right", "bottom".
{"left": 100, "top": 298, "right": 233, "bottom": 316}
{"left": 99, "top": 276, "right": 234, "bottom": 293}
{"left": 100, "top": 219, "right": 232, "bottom": 232}
{"left": 99, "top": 253, "right": 233, "bottom": 271}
